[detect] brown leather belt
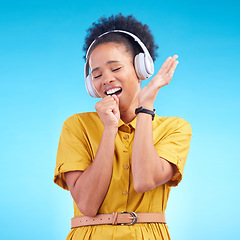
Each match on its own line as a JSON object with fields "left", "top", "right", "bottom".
{"left": 71, "top": 212, "right": 166, "bottom": 228}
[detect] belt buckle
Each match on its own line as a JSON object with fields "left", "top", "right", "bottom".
{"left": 120, "top": 211, "right": 137, "bottom": 225}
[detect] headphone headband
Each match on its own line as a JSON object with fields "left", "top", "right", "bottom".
{"left": 86, "top": 30, "right": 152, "bottom": 60}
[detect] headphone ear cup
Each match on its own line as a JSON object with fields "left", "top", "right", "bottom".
{"left": 145, "top": 54, "right": 154, "bottom": 76}
{"left": 85, "top": 74, "right": 100, "bottom": 98}
{"left": 134, "top": 53, "right": 146, "bottom": 80}
{"left": 134, "top": 53, "right": 154, "bottom": 80}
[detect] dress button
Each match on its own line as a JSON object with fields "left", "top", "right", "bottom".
{"left": 124, "top": 164, "right": 129, "bottom": 169}
{"left": 123, "top": 190, "right": 128, "bottom": 195}
{"left": 123, "top": 150, "right": 128, "bottom": 153}
{"left": 123, "top": 135, "right": 129, "bottom": 139}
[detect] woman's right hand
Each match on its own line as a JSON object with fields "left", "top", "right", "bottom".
{"left": 95, "top": 94, "right": 120, "bottom": 131}
{"left": 66, "top": 95, "right": 119, "bottom": 216}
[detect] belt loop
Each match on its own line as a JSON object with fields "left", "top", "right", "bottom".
{"left": 112, "top": 212, "right": 118, "bottom": 225}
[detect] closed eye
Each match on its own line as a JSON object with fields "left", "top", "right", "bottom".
{"left": 93, "top": 74, "right": 102, "bottom": 79}
{"left": 112, "top": 67, "right": 121, "bottom": 72}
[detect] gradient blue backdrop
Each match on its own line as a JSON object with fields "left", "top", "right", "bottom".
{"left": 1, "top": 0, "right": 240, "bottom": 239}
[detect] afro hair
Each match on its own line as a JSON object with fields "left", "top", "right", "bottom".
{"left": 83, "top": 13, "right": 158, "bottom": 61}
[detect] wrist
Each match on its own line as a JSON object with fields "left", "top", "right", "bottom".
{"left": 135, "top": 106, "right": 155, "bottom": 120}
{"left": 138, "top": 101, "right": 154, "bottom": 110}
{"left": 138, "top": 104, "right": 154, "bottom": 110}
{"left": 103, "top": 126, "right": 118, "bottom": 136}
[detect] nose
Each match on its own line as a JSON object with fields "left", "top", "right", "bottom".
{"left": 102, "top": 70, "right": 116, "bottom": 85}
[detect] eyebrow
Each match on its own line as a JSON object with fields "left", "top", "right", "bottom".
{"left": 91, "top": 60, "right": 121, "bottom": 73}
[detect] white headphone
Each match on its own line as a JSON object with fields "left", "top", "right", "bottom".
{"left": 85, "top": 30, "right": 154, "bottom": 98}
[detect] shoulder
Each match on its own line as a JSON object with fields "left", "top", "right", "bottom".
{"left": 61, "top": 112, "right": 103, "bottom": 135}
{"left": 63, "top": 112, "right": 100, "bottom": 127}
{"left": 154, "top": 115, "right": 192, "bottom": 134}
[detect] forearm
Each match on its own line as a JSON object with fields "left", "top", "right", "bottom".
{"left": 70, "top": 128, "right": 116, "bottom": 216}
{"left": 132, "top": 113, "right": 174, "bottom": 193}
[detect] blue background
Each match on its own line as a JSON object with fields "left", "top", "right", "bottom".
{"left": 1, "top": 0, "right": 240, "bottom": 239}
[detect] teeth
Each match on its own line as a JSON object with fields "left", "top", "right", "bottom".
{"left": 106, "top": 87, "right": 121, "bottom": 95}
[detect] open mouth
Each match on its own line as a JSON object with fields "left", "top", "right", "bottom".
{"left": 105, "top": 87, "right": 122, "bottom": 96}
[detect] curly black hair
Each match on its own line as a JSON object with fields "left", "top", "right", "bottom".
{"left": 83, "top": 14, "right": 158, "bottom": 61}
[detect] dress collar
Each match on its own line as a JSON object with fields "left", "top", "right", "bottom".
{"left": 118, "top": 114, "right": 159, "bottom": 131}
{"left": 118, "top": 117, "right": 137, "bottom": 130}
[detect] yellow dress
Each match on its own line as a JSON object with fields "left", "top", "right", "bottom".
{"left": 54, "top": 112, "right": 192, "bottom": 240}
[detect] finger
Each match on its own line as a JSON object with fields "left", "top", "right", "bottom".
{"left": 165, "top": 55, "right": 178, "bottom": 73}
{"left": 111, "top": 94, "right": 119, "bottom": 104}
{"left": 159, "top": 56, "right": 172, "bottom": 73}
{"left": 102, "top": 95, "right": 118, "bottom": 108}
{"left": 169, "top": 60, "right": 179, "bottom": 78}
{"left": 111, "top": 95, "right": 119, "bottom": 114}
{"left": 95, "top": 96, "right": 115, "bottom": 111}
{"left": 160, "top": 55, "right": 178, "bottom": 74}
{"left": 102, "top": 95, "right": 115, "bottom": 104}
{"left": 158, "top": 55, "right": 178, "bottom": 75}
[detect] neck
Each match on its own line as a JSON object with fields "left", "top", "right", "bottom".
{"left": 120, "top": 87, "right": 140, "bottom": 124}
{"left": 120, "top": 103, "right": 138, "bottom": 124}
{"left": 120, "top": 113, "right": 135, "bottom": 124}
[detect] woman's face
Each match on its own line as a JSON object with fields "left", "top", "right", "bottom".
{"left": 89, "top": 42, "right": 141, "bottom": 113}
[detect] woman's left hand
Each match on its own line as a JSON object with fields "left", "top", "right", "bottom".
{"left": 138, "top": 55, "right": 179, "bottom": 108}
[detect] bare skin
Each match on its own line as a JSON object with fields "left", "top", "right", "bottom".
{"left": 65, "top": 42, "right": 179, "bottom": 216}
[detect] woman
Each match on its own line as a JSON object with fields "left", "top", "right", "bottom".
{"left": 54, "top": 14, "right": 192, "bottom": 239}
